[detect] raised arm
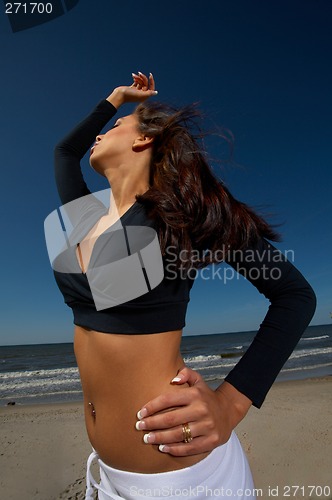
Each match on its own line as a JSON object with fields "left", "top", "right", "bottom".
{"left": 54, "top": 72, "right": 157, "bottom": 205}
{"left": 54, "top": 99, "right": 118, "bottom": 205}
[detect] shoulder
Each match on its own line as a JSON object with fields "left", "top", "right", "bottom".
{"left": 123, "top": 200, "right": 158, "bottom": 229}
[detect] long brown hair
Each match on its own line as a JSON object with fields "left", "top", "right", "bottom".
{"left": 135, "top": 101, "right": 280, "bottom": 269}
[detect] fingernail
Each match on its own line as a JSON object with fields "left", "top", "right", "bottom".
{"left": 138, "top": 71, "right": 143, "bottom": 75}
{"left": 149, "top": 72, "right": 153, "bottom": 77}
{"left": 171, "top": 375, "right": 183, "bottom": 383}
{"left": 159, "top": 444, "right": 169, "bottom": 453}
{"left": 153, "top": 91, "right": 158, "bottom": 95}
{"left": 137, "top": 408, "right": 148, "bottom": 420}
{"left": 135, "top": 420, "right": 146, "bottom": 430}
{"left": 143, "top": 432, "right": 156, "bottom": 444}
{"left": 132, "top": 73, "right": 136, "bottom": 77}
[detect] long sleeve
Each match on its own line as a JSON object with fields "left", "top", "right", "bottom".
{"left": 224, "top": 237, "right": 316, "bottom": 408}
{"left": 54, "top": 99, "right": 117, "bottom": 205}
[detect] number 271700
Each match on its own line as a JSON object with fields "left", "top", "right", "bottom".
{"left": 5, "top": 3, "right": 53, "bottom": 14}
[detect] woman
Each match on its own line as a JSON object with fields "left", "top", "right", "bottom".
{"left": 49, "top": 72, "right": 316, "bottom": 499}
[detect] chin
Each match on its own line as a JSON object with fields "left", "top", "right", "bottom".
{"left": 89, "top": 157, "right": 106, "bottom": 177}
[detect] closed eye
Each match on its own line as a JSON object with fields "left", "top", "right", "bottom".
{"left": 112, "top": 119, "right": 122, "bottom": 129}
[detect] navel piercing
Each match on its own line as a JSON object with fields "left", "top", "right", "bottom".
{"left": 88, "top": 402, "right": 96, "bottom": 418}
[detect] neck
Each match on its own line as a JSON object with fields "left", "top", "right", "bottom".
{"left": 101, "top": 153, "right": 151, "bottom": 216}
{"left": 106, "top": 175, "right": 149, "bottom": 217}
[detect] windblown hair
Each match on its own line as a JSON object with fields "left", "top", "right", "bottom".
{"left": 134, "top": 101, "right": 280, "bottom": 269}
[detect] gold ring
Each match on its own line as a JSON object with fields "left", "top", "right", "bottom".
{"left": 182, "top": 423, "right": 193, "bottom": 443}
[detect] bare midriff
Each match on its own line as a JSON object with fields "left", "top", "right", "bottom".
{"left": 74, "top": 325, "right": 210, "bottom": 473}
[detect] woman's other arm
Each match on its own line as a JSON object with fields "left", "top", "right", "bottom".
{"left": 224, "top": 237, "right": 316, "bottom": 407}
{"left": 135, "top": 238, "right": 316, "bottom": 455}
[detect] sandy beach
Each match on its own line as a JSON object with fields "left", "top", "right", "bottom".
{"left": 1, "top": 377, "right": 331, "bottom": 500}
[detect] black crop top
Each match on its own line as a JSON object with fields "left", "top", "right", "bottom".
{"left": 51, "top": 99, "right": 316, "bottom": 407}
{"left": 51, "top": 196, "right": 195, "bottom": 334}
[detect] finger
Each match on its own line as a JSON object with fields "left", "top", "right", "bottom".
{"left": 132, "top": 72, "right": 147, "bottom": 91}
{"left": 149, "top": 72, "right": 155, "bottom": 91}
{"left": 136, "top": 407, "right": 192, "bottom": 431}
{"left": 131, "top": 75, "right": 141, "bottom": 88}
{"left": 158, "top": 436, "right": 213, "bottom": 457}
{"left": 131, "top": 73, "right": 139, "bottom": 85}
{"left": 137, "top": 389, "right": 195, "bottom": 421}
{"left": 171, "top": 367, "right": 203, "bottom": 386}
{"left": 142, "top": 421, "right": 201, "bottom": 445}
{"left": 131, "top": 73, "right": 145, "bottom": 88}
{"left": 142, "top": 424, "right": 186, "bottom": 445}
{"left": 138, "top": 71, "right": 149, "bottom": 89}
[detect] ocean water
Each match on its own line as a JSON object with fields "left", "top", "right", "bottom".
{"left": 0, "top": 324, "right": 331, "bottom": 406}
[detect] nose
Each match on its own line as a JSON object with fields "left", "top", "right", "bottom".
{"left": 95, "top": 135, "right": 103, "bottom": 143}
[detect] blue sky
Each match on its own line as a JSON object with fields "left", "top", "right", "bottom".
{"left": 0, "top": 0, "right": 331, "bottom": 345}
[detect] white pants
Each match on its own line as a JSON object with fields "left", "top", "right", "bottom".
{"left": 85, "top": 431, "right": 256, "bottom": 499}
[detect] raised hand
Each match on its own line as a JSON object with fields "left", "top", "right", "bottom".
{"left": 107, "top": 72, "right": 157, "bottom": 109}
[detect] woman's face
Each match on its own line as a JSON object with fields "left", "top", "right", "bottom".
{"left": 89, "top": 113, "right": 142, "bottom": 174}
